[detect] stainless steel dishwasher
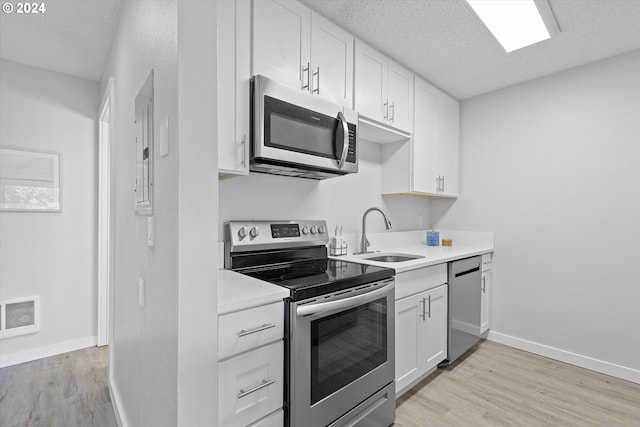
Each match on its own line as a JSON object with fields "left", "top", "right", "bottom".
{"left": 440, "top": 256, "right": 482, "bottom": 365}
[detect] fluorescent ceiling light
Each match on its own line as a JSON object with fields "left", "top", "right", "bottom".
{"left": 466, "top": 0, "right": 553, "bottom": 53}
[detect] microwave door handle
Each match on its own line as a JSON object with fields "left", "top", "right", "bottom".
{"left": 336, "top": 111, "right": 349, "bottom": 169}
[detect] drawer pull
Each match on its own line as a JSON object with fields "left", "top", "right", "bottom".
{"left": 238, "top": 379, "right": 275, "bottom": 398}
{"left": 238, "top": 323, "right": 276, "bottom": 337}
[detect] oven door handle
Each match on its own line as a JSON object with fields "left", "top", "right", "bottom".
{"left": 296, "top": 283, "right": 393, "bottom": 317}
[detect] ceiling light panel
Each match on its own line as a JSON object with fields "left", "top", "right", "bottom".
{"left": 466, "top": 0, "right": 551, "bottom": 52}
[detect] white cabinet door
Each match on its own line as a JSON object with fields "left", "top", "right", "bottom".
{"left": 412, "top": 76, "right": 439, "bottom": 194}
{"left": 218, "top": 0, "right": 251, "bottom": 176}
{"left": 218, "top": 341, "right": 284, "bottom": 427}
{"left": 395, "top": 74, "right": 459, "bottom": 197}
{"left": 253, "top": 0, "right": 311, "bottom": 90}
{"left": 310, "top": 12, "right": 353, "bottom": 108}
{"left": 395, "top": 292, "right": 423, "bottom": 393}
{"left": 423, "top": 284, "right": 448, "bottom": 372}
{"left": 355, "top": 39, "right": 388, "bottom": 123}
{"left": 387, "top": 60, "right": 413, "bottom": 133}
{"left": 436, "top": 94, "right": 459, "bottom": 197}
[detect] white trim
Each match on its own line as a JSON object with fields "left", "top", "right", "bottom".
{"left": 487, "top": 330, "right": 640, "bottom": 385}
{"left": 98, "top": 77, "right": 115, "bottom": 347}
{"left": 109, "top": 376, "right": 130, "bottom": 427}
{"left": 0, "top": 335, "right": 97, "bottom": 368}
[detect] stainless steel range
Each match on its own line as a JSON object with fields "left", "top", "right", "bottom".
{"left": 225, "top": 220, "right": 396, "bottom": 427}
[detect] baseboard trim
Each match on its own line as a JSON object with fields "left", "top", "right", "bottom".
{"left": 109, "top": 376, "right": 129, "bottom": 427}
{"left": 0, "top": 336, "right": 97, "bottom": 368}
{"left": 487, "top": 330, "right": 640, "bottom": 384}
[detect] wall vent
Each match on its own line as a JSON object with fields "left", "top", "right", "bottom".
{"left": 0, "top": 296, "right": 40, "bottom": 339}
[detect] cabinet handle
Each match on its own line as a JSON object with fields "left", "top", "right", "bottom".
{"left": 420, "top": 298, "right": 426, "bottom": 321}
{"left": 302, "top": 62, "right": 310, "bottom": 91}
{"left": 427, "top": 295, "right": 432, "bottom": 319}
{"left": 312, "top": 67, "right": 320, "bottom": 94}
{"left": 482, "top": 276, "right": 486, "bottom": 293}
{"left": 441, "top": 176, "right": 445, "bottom": 192}
{"left": 436, "top": 176, "right": 441, "bottom": 192}
{"left": 389, "top": 102, "right": 395, "bottom": 123}
{"left": 238, "top": 135, "right": 246, "bottom": 167}
{"left": 237, "top": 323, "right": 276, "bottom": 337}
{"left": 238, "top": 379, "right": 275, "bottom": 398}
{"left": 383, "top": 100, "right": 388, "bottom": 120}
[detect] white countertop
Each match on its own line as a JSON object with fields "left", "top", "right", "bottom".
{"left": 218, "top": 269, "right": 289, "bottom": 315}
{"left": 329, "top": 229, "right": 494, "bottom": 273}
{"left": 332, "top": 243, "right": 493, "bottom": 273}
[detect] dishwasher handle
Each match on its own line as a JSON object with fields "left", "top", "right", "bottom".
{"left": 454, "top": 265, "right": 480, "bottom": 278}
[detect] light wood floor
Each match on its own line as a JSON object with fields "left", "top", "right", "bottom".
{"left": 2, "top": 341, "right": 639, "bottom": 426}
{"left": 396, "top": 339, "right": 640, "bottom": 426}
{"left": 0, "top": 346, "right": 117, "bottom": 427}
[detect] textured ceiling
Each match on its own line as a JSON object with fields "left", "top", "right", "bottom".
{"left": 2, "top": 0, "right": 639, "bottom": 94}
{"left": 300, "top": 0, "right": 640, "bottom": 99}
{"left": 0, "top": 0, "right": 122, "bottom": 81}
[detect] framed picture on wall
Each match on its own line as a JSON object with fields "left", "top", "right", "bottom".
{"left": 0, "top": 147, "right": 61, "bottom": 212}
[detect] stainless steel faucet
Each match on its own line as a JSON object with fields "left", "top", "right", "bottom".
{"left": 356, "top": 207, "right": 392, "bottom": 255}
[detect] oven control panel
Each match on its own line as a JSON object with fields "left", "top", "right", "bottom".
{"left": 226, "top": 220, "right": 329, "bottom": 253}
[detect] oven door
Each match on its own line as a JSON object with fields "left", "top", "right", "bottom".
{"left": 252, "top": 75, "right": 358, "bottom": 174}
{"left": 290, "top": 279, "right": 395, "bottom": 427}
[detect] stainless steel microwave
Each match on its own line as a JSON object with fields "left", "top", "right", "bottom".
{"left": 250, "top": 75, "right": 358, "bottom": 180}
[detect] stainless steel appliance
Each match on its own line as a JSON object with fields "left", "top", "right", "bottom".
{"left": 225, "top": 220, "right": 396, "bottom": 427}
{"left": 441, "top": 256, "right": 482, "bottom": 365}
{"left": 251, "top": 75, "right": 358, "bottom": 179}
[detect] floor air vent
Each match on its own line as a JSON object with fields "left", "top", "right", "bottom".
{"left": 0, "top": 296, "right": 40, "bottom": 339}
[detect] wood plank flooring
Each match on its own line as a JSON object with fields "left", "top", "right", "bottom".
{"left": 396, "top": 339, "right": 640, "bottom": 426}
{"left": 0, "top": 346, "right": 116, "bottom": 427}
{"left": 1, "top": 341, "right": 639, "bottom": 426}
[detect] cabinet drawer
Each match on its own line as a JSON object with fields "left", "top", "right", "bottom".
{"left": 219, "top": 341, "right": 284, "bottom": 427}
{"left": 395, "top": 264, "right": 447, "bottom": 300}
{"left": 248, "top": 409, "right": 284, "bottom": 427}
{"left": 219, "top": 301, "right": 284, "bottom": 360}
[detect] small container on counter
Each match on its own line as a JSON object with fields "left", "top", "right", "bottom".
{"left": 442, "top": 238, "right": 453, "bottom": 246}
{"left": 426, "top": 230, "right": 440, "bottom": 246}
{"left": 329, "top": 225, "right": 348, "bottom": 256}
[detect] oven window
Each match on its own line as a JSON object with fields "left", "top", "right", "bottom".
{"left": 310, "top": 297, "right": 387, "bottom": 405}
{"left": 265, "top": 96, "right": 337, "bottom": 159}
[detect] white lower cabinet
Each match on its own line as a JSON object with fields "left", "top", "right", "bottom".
{"left": 395, "top": 264, "right": 448, "bottom": 397}
{"left": 218, "top": 301, "right": 284, "bottom": 427}
{"left": 481, "top": 253, "right": 493, "bottom": 334}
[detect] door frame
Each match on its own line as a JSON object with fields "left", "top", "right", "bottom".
{"left": 98, "top": 78, "right": 115, "bottom": 347}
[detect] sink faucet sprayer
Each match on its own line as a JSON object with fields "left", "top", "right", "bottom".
{"left": 356, "top": 207, "right": 392, "bottom": 255}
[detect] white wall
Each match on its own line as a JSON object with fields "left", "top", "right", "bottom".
{"left": 100, "top": 1, "right": 180, "bottom": 425}
{"left": 220, "top": 140, "right": 432, "bottom": 239}
{"left": 0, "top": 59, "right": 99, "bottom": 366}
{"left": 433, "top": 49, "right": 640, "bottom": 379}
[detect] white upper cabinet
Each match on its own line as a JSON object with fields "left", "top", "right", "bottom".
{"left": 253, "top": 0, "right": 354, "bottom": 108}
{"left": 310, "top": 13, "right": 354, "bottom": 107}
{"left": 253, "top": 0, "right": 310, "bottom": 90}
{"left": 355, "top": 40, "right": 413, "bottom": 133}
{"left": 387, "top": 60, "right": 414, "bottom": 132}
{"left": 382, "top": 75, "right": 459, "bottom": 197}
{"left": 218, "top": 0, "right": 251, "bottom": 176}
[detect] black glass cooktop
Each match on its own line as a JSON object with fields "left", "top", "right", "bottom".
{"left": 240, "top": 258, "right": 394, "bottom": 301}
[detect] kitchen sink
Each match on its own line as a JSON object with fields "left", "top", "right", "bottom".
{"left": 362, "top": 253, "right": 424, "bottom": 263}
